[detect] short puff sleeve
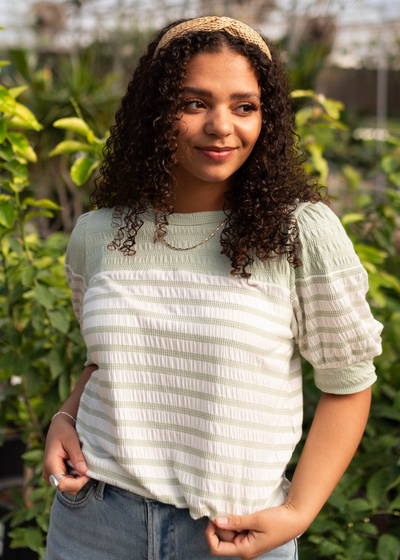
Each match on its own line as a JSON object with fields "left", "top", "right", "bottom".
{"left": 291, "top": 202, "right": 383, "bottom": 394}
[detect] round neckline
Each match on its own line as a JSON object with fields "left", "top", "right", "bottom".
{"left": 142, "top": 207, "right": 231, "bottom": 225}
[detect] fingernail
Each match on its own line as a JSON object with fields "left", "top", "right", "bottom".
{"left": 216, "top": 517, "right": 228, "bottom": 525}
{"left": 83, "top": 476, "right": 90, "bottom": 483}
{"left": 76, "top": 462, "right": 86, "bottom": 471}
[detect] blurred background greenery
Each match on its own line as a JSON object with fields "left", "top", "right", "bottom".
{"left": 0, "top": 1, "right": 399, "bottom": 558}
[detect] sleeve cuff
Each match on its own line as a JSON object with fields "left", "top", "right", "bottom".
{"left": 84, "top": 350, "right": 96, "bottom": 367}
{"left": 314, "top": 359, "right": 377, "bottom": 394}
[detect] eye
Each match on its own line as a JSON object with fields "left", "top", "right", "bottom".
{"left": 237, "top": 103, "right": 259, "bottom": 114}
{"left": 182, "top": 99, "right": 205, "bottom": 110}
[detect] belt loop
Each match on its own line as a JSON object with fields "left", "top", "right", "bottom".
{"left": 94, "top": 480, "right": 106, "bottom": 500}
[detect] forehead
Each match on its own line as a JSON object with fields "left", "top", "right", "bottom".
{"left": 183, "top": 49, "right": 260, "bottom": 93}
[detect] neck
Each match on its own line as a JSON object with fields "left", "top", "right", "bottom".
{"left": 171, "top": 169, "right": 233, "bottom": 213}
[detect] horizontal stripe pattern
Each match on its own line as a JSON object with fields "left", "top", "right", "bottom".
{"left": 65, "top": 202, "right": 382, "bottom": 521}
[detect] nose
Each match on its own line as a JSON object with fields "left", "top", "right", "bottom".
{"left": 204, "top": 107, "right": 234, "bottom": 137}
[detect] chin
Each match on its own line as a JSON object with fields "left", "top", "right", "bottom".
{"left": 197, "top": 170, "right": 236, "bottom": 183}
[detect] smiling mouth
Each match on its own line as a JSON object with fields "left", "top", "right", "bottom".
{"left": 196, "top": 147, "right": 237, "bottom": 161}
{"left": 198, "top": 147, "right": 237, "bottom": 152}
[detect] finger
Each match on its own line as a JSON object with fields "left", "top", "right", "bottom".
{"left": 214, "top": 513, "right": 264, "bottom": 532}
{"left": 63, "top": 436, "right": 87, "bottom": 473}
{"left": 215, "top": 527, "right": 237, "bottom": 543}
{"left": 205, "top": 520, "right": 246, "bottom": 557}
{"left": 43, "top": 450, "right": 70, "bottom": 483}
{"left": 56, "top": 474, "right": 91, "bottom": 496}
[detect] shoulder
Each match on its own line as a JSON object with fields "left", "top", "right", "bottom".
{"left": 292, "top": 201, "right": 361, "bottom": 276}
{"left": 70, "top": 208, "right": 115, "bottom": 243}
{"left": 294, "top": 200, "right": 341, "bottom": 231}
{"left": 294, "top": 201, "right": 350, "bottom": 247}
{"left": 66, "top": 208, "right": 115, "bottom": 269}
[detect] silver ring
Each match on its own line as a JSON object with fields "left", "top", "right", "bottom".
{"left": 49, "top": 473, "right": 66, "bottom": 488}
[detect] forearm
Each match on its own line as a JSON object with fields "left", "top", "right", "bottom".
{"left": 285, "top": 387, "right": 372, "bottom": 527}
{"left": 57, "top": 364, "right": 98, "bottom": 422}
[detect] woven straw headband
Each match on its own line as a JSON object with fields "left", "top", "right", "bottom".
{"left": 153, "top": 16, "right": 272, "bottom": 61}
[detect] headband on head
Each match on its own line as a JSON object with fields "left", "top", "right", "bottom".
{"left": 153, "top": 16, "right": 272, "bottom": 61}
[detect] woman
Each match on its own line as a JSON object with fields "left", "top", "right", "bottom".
{"left": 43, "top": 16, "right": 383, "bottom": 560}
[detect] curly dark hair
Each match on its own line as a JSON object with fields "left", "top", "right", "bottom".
{"left": 90, "top": 17, "right": 327, "bottom": 279}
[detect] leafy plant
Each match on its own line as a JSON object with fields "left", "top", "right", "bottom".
{"left": 49, "top": 114, "right": 107, "bottom": 187}
{"left": 289, "top": 93, "right": 400, "bottom": 560}
{"left": 0, "top": 47, "right": 87, "bottom": 558}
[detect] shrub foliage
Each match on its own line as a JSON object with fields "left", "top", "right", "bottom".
{"left": 0, "top": 59, "right": 399, "bottom": 559}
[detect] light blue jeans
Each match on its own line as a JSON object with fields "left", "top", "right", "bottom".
{"left": 45, "top": 479, "right": 298, "bottom": 560}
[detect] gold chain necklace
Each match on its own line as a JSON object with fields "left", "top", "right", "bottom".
{"left": 157, "top": 216, "right": 228, "bottom": 251}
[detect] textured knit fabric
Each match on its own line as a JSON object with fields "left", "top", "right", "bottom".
{"left": 65, "top": 201, "right": 383, "bottom": 522}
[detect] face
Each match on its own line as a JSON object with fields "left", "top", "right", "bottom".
{"left": 173, "top": 48, "right": 262, "bottom": 197}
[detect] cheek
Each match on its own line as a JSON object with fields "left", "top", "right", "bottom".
{"left": 241, "top": 120, "right": 261, "bottom": 149}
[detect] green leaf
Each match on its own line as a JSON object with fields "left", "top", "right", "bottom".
{"left": 7, "top": 115, "right": 40, "bottom": 131}
{"left": 36, "top": 513, "right": 50, "bottom": 533}
{"left": 49, "top": 140, "right": 96, "bottom": 157}
{"left": 58, "top": 371, "right": 71, "bottom": 402}
{"left": 309, "top": 518, "right": 337, "bottom": 533}
{"left": 28, "top": 487, "right": 48, "bottom": 502}
{"left": 8, "top": 85, "right": 28, "bottom": 99}
{"left": 11, "top": 102, "right": 43, "bottom": 131}
{"left": 0, "top": 117, "right": 6, "bottom": 142}
{"left": 0, "top": 201, "right": 15, "bottom": 227}
{"left": 33, "top": 284, "right": 54, "bottom": 309}
{"left": 25, "top": 210, "right": 54, "bottom": 221}
{"left": 295, "top": 107, "right": 313, "bottom": 127}
{"left": 386, "top": 135, "right": 400, "bottom": 147}
{"left": 0, "top": 85, "right": 17, "bottom": 112}
{"left": 21, "top": 449, "right": 44, "bottom": 462}
{"left": 319, "top": 540, "right": 345, "bottom": 556}
{"left": 342, "top": 165, "right": 362, "bottom": 190}
{"left": 12, "top": 356, "right": 30, "bottom": 376}
{"left": 22, "top": 527, "right": 43, "bottom": 552}
{"left": 24, "top": 368, "right": 42, "bottom": 397}
{"left": 355, "top": 244, "right": 387, "bottom": 264}
{"left": 23, "top": 197, "right": 61, "bottom": 210}
{"left": 308, "top": 143, "right": 329, "bottom": 181}
{"left": 377, "top": 534, "right": 400, "bottom": 560}
{"left": 9, "top": 179, "right": 28, "bottom": 192}
{"left": 0, "top": 142, "right": 13, "bottom": 161}
{"left": 48, "top": 347, "right": 65, "bottom": 380}
{"left": 47, "top": 309, "right": 70, "bottom": 334}
{"left": 2, "top": 158, "right": 28, "bottom": 179}
{"left": 53, "top": 117, "right": 91, "bottom": 137}
{"left": 0, "top": 60, "right": 11, "bottom": 71}
{"left": 319, "top": 98, "right": 344, "bottom": 120}
{"left": 388, "top": 172, "right": 400, "bottom": 187}
{"left": 389, "top": 496, "right": 400, "bottom": 511}
{"left": 353, "top": 522, "right": 379, "bottom": 536}
{"left": 21, "top": 265, "right": 37, "bottom": 286}
{"left": 7, "top": 131, "right": 29, "bottom": 153}
{"left": 70, "top": 157, "right": 99, "bottom": 186}
{"left": 382, "top": 155, "right": 398, "bottom": 174}
{"left": 291, "top": 89, "right": 315, "bottom": 98}
{"left": 341, "top": 213, "right": 365, "bottom": 226}
{"left": 366, "top": 469, "right": 389, "bottom": 508}
{"left": 346, "top": 498, "right": 371, "bottom": 513}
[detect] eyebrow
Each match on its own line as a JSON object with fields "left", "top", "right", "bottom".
{"left": 183, "top": 86, "right": 261, "bottom": 102}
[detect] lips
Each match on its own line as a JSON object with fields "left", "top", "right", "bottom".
{"left": 196, "top": 147, "right": 236, "bottom": 162}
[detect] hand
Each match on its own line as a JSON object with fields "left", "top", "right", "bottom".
{"left": 42, "top": 414, "right": 90, "bottom": 496}
{"left": 205, "top": 504, "right": 306, "bottom": 559}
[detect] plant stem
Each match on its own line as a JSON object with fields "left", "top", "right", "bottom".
{"left": 22, "top": 376, "right": 45, "bottom": 444}
{"left": 15, "top": 191, "right": 33, "bottom": 263}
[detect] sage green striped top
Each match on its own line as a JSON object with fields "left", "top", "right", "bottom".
{"left": 65, "top": 201, "right": 382, "bottom": 522}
